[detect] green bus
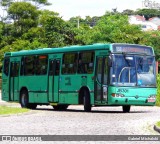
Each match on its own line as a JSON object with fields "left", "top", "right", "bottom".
{"left": 2, "top": 43, "right": 157, "bottom": 112}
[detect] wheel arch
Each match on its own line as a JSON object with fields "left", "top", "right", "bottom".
{"left": 19, "top": 87, "right": 28, "bottom": 102}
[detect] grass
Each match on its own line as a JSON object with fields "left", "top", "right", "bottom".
{"left": 156, "top": 74, "right": 160, "bottom": 106}
{"left": 0, "top": 106, "right": 29, "bottom": 115}
{"left": 156, "top": 121, "right": 160, "bottom": 127}
{"left": 155, "top": 75, "right": 160, "bottom": 132}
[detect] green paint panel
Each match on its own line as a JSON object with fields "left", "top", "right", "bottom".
{"left": 59, "top": 93, "right": 79, "bottom": 104}
{"left": 2, "top": 77, "right": 10, "bottom": 101}
{"left": 19, "top": 76, "right": 48, "bottom": 92}
{"left": 29, "top": 92, "right": 48, "bottom": 103}
{"left": 108, "top": 86, "right": 157, "bottom": 106}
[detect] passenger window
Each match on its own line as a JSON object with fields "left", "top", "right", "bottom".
{"left": 49, "top": 60, "right": 60, "bottom": 76}
{"left": 3, "top": 58, "right": 10, "bottom": 76}
{"left": 24, "top": 56, "right": 35, "bottom": 75}
{"left": 11, "top": 63, "right": 19, "bottom": 77}
{"left": 49, "top": 60, "right": 54, "bottom": 75}
{"left": 62, "top": 53, "right": 77, "bottom": 74}
{"left": 55, "top": 60, "right": 60, "bottom": 75}
{"left": 36, "top": 55, "right": 48, "bottom": 75}
{"left": 104, "top": 58, "right": 108, "bottom": 85}
{"left": 20, "top": 57, "right": 24, "bottom": 75}
{"left": 78, "top": 52, "right": 94, "bottom": 74}
{"left": 97, "top": 58, "right": 103, "bottom": 83}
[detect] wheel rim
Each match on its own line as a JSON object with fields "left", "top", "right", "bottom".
{"left": 21, "top": 94, "right": 26, "bottom": 107}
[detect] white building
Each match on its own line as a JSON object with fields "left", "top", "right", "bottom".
{"left": 129, "top": 15, "right": 159, "bottom": 31}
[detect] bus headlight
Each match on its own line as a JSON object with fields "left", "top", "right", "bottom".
{"left": 111, "top": 93, "right": 125, "bottom": 97}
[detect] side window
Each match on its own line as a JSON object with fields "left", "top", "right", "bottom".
{"left": 104, "top": 58, "right": 108, "bottom": 85}
{"left": 62, "top": 53, "right": 77, "bottom": 74}
{"left": 36, "top": 55, "right": 48, "bottom": 75}
{"left": 55, "top": 60, "right": 60, "bottom": 75}
{"left": 3, "top": 58, "right": 10, "bottom": 76}
{"left": 49, "top": 60, "right": 60, "bottom": 75}
{"left": 20, "top": 57, "right": 24, "bottom": 75}
{"left": 11, "top": 63, "right": 19, "bottom": 77}
{"left": 49, "top": 60, "right": 54, "bottom": 75}
{"left": 96, "top": 57, "right": 108, "bottom": 84}
{"left": 78, "top": 52, "right": 94, "bottom": 74}
{"left": 24, "top": 56, "right": 35, "bottom": 75}
{"left": 97, "top": 57, "right": 103, "bottom": 83}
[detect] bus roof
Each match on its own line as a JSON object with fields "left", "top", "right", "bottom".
{"left": 4, "top": 43, "right": 110, "bottom": 57}
{"left": 4, "top": 43, "right": 154, "bottom": 57}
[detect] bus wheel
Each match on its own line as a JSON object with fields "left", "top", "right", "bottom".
{"left": 53, "top": 105, "right": 68, "bottom": 111}
{"left": 122, "top": 105, "right": 131, "bottom": 113}
{"left": 20, "top": 90, "right": 29, "bottom": 108}
{"left": 83, "top": 90, "right": 91, "bottom": 112}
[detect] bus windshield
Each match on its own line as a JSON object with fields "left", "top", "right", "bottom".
{"left": 110, "top": 54, "right": 156, "bottom": 87}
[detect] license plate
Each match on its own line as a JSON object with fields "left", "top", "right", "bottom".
{"left": 148, "top": 99, "right": 155, "bottom": 102}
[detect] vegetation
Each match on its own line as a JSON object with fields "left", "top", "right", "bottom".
{"left": 0, "top": 106, "right": 29, "bottom": 115}
{"left": 156, "top": 121, "right": 160, "bottom": 127}
{"left": 0, "top": 1, "right": 159, "bottom": 107}
{"left": 156, "top": 74, "right": 160, "bottom": 106}
{"left": 135, "top": 9, "right": 160, "bottom": 20}
{"left": 0, "top": 2, "right": 159, "bottom": 74}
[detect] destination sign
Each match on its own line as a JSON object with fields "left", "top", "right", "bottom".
{"left": 112, "top": 44, "right": 153, "bottom": 55}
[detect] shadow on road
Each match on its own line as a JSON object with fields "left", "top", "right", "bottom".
{"left": 34, "top": 107, "right": 151, "bottom": 114}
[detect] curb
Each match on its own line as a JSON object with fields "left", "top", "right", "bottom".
{"left": 154, "top": 125, "right": 160, "bottom": 133}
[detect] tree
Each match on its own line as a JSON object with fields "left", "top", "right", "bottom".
{"left": 0, "top": 0, "right": 50, "bottom": 22}
{"left": 122, "top": 9, "right": 135, "bottom": 15}
{"left": 27, "top": 0, "right": 51, "bottom": 9}
{"left": 142, "top": 31, "right": 160, "bottom": 61}
{"left": 135, "top": 9, "right": 160, "bottom": 20}
{"left": 8, "top": 2, "right": 39, "bottom": 37}
{"left": 39, "top": 10, "right": 76, "bottom": 47}
{"left": 88, "top": 14, "right": 143, "bottom": 44}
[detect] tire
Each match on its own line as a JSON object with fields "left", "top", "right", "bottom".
{"left": 53, "top": 105, "right": 68, "bottom": 111}
{"left": 20, "top": 90, "right": 29, "bottom": 108}
{"left": 122, "top": 105, "right": 131, "bottom": 113}
{"left": 83, "top": 90, "right": 91, "bottom": 112}
{"left": 20, "top": 90, "right": 37, "bottom": 109}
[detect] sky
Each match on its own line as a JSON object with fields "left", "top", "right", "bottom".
{"left": 45, "top": 0, "right": 147, "bottom": 20}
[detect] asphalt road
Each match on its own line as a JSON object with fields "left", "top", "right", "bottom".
{"left": 0, "top": 92, "right": 160, "bottom": 143}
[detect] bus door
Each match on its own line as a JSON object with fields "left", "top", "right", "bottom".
{"left": 9, "top": 61, "right": 20, "bottom": 101}
{"left": 48, "top": 59, "right": 60, "bottom": 102}
{"left": 2, "top": 58, "right": 10, "bottom": 101}
{"left": 95, "top": 56, "right": 108, "bottom": 102}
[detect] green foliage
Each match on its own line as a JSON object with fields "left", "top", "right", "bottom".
{"left": 135, "top": 9, "right": 160, "bottom": 20}
{"left": 122, "top": 9, "right": 135, "bottom": 15}
{"left": 0, "top": 39, "right": 47, "bottom": 68}
{"left": 0, "top": 2, "right": 160, "bottom": 72}
{"left": 88, "top": 14, "right": 143, "bottom": 44}
{"left": 156, "top": 74, "right": 160, "bottom": 106}
{"left": 8, "top": 2, "right": 39, "bottom": 36}
{"left": 0, "top": 0, "right": 12, "bottom": 7}
{"left": 39, "top": 10, "right": 77, "bottom": 47}
{"left": 156, "top": 121, "right": 160, "bottom": 127}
